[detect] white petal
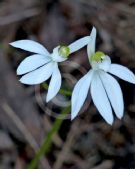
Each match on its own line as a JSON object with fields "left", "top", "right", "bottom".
{"left": 98, "top": 56, "right": 111, "bottom": 72}
{"left": 20, "top": 62, "right": 54, "bottom": 85}
{"left": 99, "top": 71, "right": 124, "bottom": 119}
{"left": 17, "top": 54, "right": 51, "bottom": 75}
{"left": 10, "top": 40, "right": 50, "bottom": 55}
{"left": 51, "top": 46, "right": 67, "bottom": 62}
{"left": 90, "top": 71, "right": 113, "bottom": 125}
{"left": 108, "top": 64, "right": 135, "bottom": 84}
{"left": 71, "top": 70, "right": 93, "bottom": 120}
{"left": 46, "top": 63, "right": 61, "bottom": 102}
{"left": 68, "top": 36, "right": 90, "bottom": 54}
{"left": 87, "top": 27, "right": 97, "bottom": 59}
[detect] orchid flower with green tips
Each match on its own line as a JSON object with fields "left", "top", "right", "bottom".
{"left": 71, "top": 27, "right": 135, "bottom": 124}
{"left": 10, "top": 37, "right": 90, "bottom": 102}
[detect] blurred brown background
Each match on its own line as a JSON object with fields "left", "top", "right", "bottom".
{"left": 0, "top": 0, "right": 135, "bottom": 169}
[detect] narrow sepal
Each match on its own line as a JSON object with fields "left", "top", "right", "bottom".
{"left": 10, "top": 40, "right": 50, "bottom": 56}
{"left": 109, "top": 64, "right": 135, "bottom": 84}
{"left": 99, "top": 71, "right": 124, "bottom": 119}
{"left": 71, "top": 70, "right": 93, "bottom": 120}
{"left": 69, "top": 36, "right": 90, "bottom": 54}
{"left": 46, "top": 63, "right": 62, "bottom": 102}
{"left": 17, "top": 54, "right": 51, "bottom": 75}
{"left": 91, "top": 71, "right": 113, "bottom": 125}
{"left": 20, "top": 62, "right": 54, "bottom": 85}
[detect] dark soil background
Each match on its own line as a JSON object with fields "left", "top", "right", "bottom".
{"left": 0, "top": 0, "right": 135, "bottom": 169}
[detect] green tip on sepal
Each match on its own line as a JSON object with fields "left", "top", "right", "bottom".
{"left": 59, "top": 46, "right": 70, "bottom": 58}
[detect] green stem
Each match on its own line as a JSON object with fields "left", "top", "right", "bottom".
{"left": 27, "top": 105, "right": 71, "bottom": 169}
{"left": 42, "top": 83, "right": 72, "bottom": 96}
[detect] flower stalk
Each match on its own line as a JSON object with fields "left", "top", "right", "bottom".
{"left": 27, "top": 105, "right": 71, "bottom": 169}
{"left": 42, "top": 83, "right": 72, "bottom": 97}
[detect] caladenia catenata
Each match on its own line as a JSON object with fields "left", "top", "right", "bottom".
{"left": 71, "top": 27, "right": 135, "bottom": 124}
{"left": 10, "top": 27, "right": 135, "bottom": 124}
{"left": 10, "top": 36, "right": 90, "bottom": 102}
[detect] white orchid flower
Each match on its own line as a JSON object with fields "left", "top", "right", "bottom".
{"left": 71, "top": 27, "right": 135, "bottom": 125}
{"left": 10, "top": 36, "right": 90, "bottom": 102}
